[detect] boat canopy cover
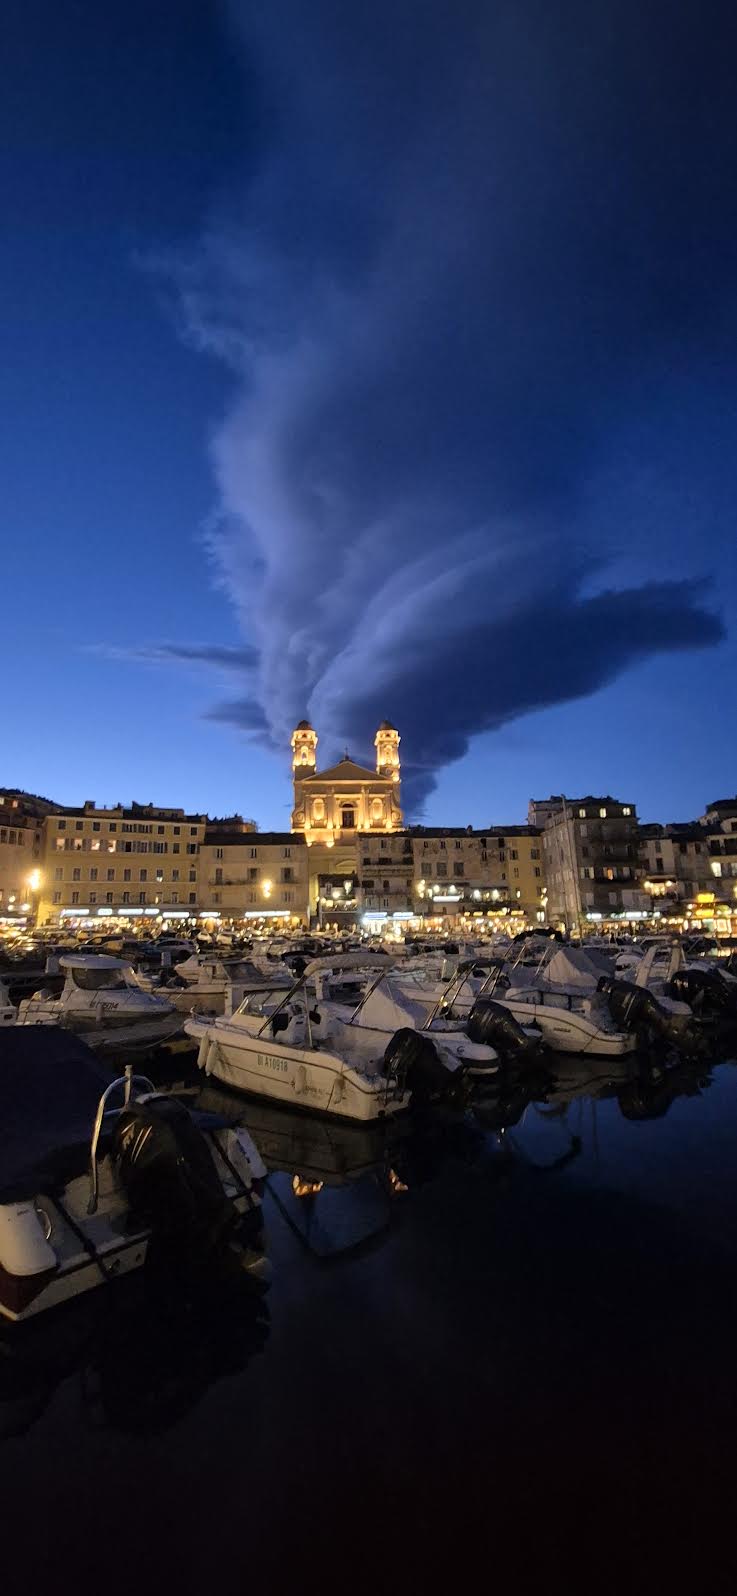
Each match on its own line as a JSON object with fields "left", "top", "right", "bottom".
{"left": 59, "top": 954, "right": 131, "bottom": 971}
{"left": 542, "top": 948, "right": 610, "bottom": 990}
{"left": 0, "top": 1029, "right": 113, "bottom": 1203}
{"left": 304, "top": 952, "right": 394, "bottom": 978}
{"left": 356, "top": 979, "right": 431, "bottom": 1032}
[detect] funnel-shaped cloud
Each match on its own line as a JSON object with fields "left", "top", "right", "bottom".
{"left": 161, "top": 0, "right": 733, "bottom": 808}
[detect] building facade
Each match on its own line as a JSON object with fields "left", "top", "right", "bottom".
{"left": 409, "top": 826, "right": 545, "bottom": 923}
{"left": 291, "top": 718, "right": 404, "bottom": 920}
{"left": 0, "top": 790, "right": 50, "bottom": 922}
{"left": 198, "top": 831, "right": 308, "bottom": 923}
{"left": 530, "top": 796, "right": 646, "bottom": 928}
{"left": 38, "top": 802, "right": 208, "bottom": 925}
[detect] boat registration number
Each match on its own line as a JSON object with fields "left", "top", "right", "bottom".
{"left": 257, "top": 1052, "right": 290, "bottom": 1075}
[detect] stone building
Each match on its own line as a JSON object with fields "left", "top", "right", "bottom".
{"left": 409, "top": 825, "right": 545, "bottom": 923}
{"left": 530, "top": 796, "right": 646, "bottom": 928}
{"left": 0, "top": 790, "right": 50, "bottom": 923}
{"left": 198, "top": 830, "right": 308, "bottom": 923}
{"left": 291, "top": 718, "right": 403, "bottom": 921}
{"left": 38, "top": 802, "right": 208, "bottom": 925}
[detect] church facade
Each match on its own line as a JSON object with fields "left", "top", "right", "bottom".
{"left": 291, "top": 719, "right": 405, "bottom": 921}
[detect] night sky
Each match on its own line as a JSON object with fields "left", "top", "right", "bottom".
{"left": 3, "top": 1, "right": 736, "bottom": 826}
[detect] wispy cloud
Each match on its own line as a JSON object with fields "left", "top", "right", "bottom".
{"left": 88, "top": 641, "right": 258, "bottom": 672}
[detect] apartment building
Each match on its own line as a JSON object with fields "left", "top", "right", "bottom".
{"left": 199, "top": 830, "right": 308, "bottom": 922}
{"left": 39, "top": 802, "right": 207, "bottom": 924}
{"left": 530, "top": 796, "right": 646, "bottom": 927}
{"left": 408, "top": 825, "right": 545, "bottom": 921}
{"left": 0, "top": 790, "right": 50, "bottom": 920}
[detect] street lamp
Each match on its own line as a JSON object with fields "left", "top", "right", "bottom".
{"left": 27, "top": 869, "right": 42, "bottom": 926}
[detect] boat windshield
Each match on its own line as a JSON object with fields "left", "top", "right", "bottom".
{"left": 70, "top": 966, "right": 127, "bottom": 992}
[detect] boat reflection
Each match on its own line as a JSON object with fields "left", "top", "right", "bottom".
{"left": 0, "top": 1267, "right": 269, "bottom": 1443}
{"left": 198, "top": 1080, "right": 411, "bottom": 1259}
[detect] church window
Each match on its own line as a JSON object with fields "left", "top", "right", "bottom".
{"left": 341, "top": 809, "right": 355, "bottom": 829}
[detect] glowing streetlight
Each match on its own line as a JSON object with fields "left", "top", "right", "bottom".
{"left": 27, "top": 869, "right": 41, "bottom": 892}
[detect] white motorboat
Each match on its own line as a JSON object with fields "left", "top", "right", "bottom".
{"left": 139, "top": 952, "right": 293, "bottom": 1016}
{"left": 631, "top": 940, "right": 737, "bottom": 1023}
{"left": 0, "top": 1029, "right": 268, "bottom": 1324}
{"left": 488, "top": 946, "right": 638, "bottom": 1056}
{"left": 185, "top": 954, "right": 495, "bottom": 1122}
{"left": 316, "top": 964, "right": 540, "bottom": 1076}
{"left": 8, "top": 954, "right": 181, "bottom": 1048}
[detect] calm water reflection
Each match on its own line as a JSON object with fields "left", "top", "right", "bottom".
{"left": 3, "top": 1048, "right": 737, "bottom": 1585}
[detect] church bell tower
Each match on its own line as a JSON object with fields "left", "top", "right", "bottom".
{"left": 375, "top": 720, "right": 400, "bottom": 781}
{"left": 291, "top": 720, "right": 317, "bottom": 773}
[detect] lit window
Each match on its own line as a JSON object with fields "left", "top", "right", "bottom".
{"left": 623, "top": 807, "right": 631, "bottom": 816}
{"left": 578, "top": 809, "right": 586, "bottom": 819}
{"left": 599, "top": 808, "right": 607, "bottom": 818}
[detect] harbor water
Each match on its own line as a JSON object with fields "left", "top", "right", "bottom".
{"left": 3, "top": 1048, "right": 737, "bottom": 1588}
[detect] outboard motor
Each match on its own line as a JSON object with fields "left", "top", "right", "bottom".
{"left": 467, "top": 997, "right": 540, "bottom": 1060}
{"left": 383, "top": 1028, "right": 450, "bottom": 1098}
{"left": 113, "top": 1097, "right": 251, "bottom": 1259}
{"left": 667, "top": 967, "right": 737, "bottom": 1019}
{"left": 597, "top": 976, "right": 695, "bottom": 1049}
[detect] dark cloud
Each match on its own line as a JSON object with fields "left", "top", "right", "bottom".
{"left": 167, "top": 0, "right": 734, "bottom": 808}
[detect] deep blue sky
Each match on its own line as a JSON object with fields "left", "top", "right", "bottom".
{"left": 2, "top": 0, "right": 736, "bottom": 828}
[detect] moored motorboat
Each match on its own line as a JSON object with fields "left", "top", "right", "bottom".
{"left": 139, "top": 952, "right": 293, "bottom": 1016}
{"left": 0, "top": 1029, "right": 268, "bottom": 1324}
{"left": 185, "top": 954, "right": 499, "bottom": 1122}
{"left": 486, "top": 946, "right": 638, "bottom": 1056}
{"left": 9, "top": 954, "right": 181, "bottom": 1049}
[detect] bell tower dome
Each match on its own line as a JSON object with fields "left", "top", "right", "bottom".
{"left": 291, "top": 720, "right": 318, "bottom": 773}
{"left": 374, "top": 720, "right": 400, "bottom": 781}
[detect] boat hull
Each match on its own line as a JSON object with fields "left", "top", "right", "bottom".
{"left": 497, "top": 999, "right": 636, "bottom": 1056}
{"left": 191, "top": 1024, "right": 410, "bottom": 1123}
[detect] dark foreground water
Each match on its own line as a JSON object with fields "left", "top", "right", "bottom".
{"left": 3, "top": 1049, "right": 737, "bottom": 1592}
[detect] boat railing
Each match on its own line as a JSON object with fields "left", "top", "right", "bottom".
{"left": 87, "top": 1064, "right": 155, "bottom": 1214}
